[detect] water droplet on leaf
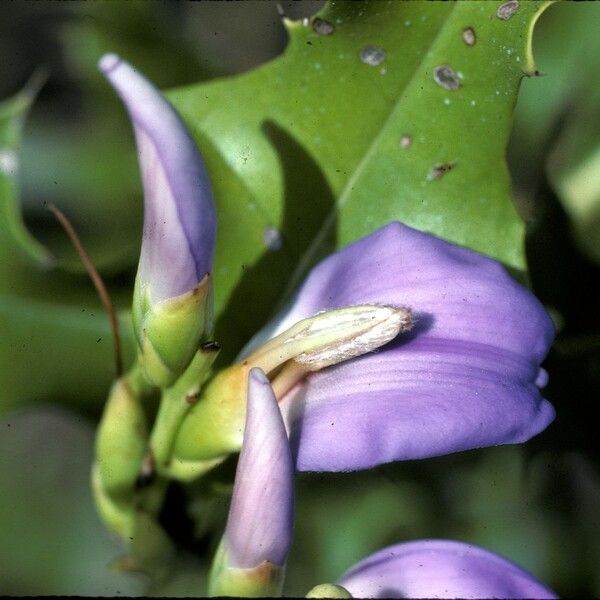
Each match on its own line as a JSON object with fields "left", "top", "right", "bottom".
{"left": 359, "top": 45, "right": 386, "bottom": 67}
{"left": 400, "top": 135, "right": 412, "bottom": 149}
{"left": 496, "top": 0, "right": 519, "bottom": 20}
{"left": 264, "top": 227, "right": 283, "bottom": 251}
{"left": 462, "top": 27, "right": 476, "bottom": 46}
{"left": 312, "top": 18, "right": 335, "bottom": 35}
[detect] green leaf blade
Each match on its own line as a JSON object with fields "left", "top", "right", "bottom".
{"left": 0, "top": 73, "right": 53, "bottom": 267}
{"left": 169, "top": 0, "right": 549, "bottom": 351}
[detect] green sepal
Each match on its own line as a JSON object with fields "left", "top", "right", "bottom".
{"left": 172, "top": 363, "right": 248, "bottom": 465}
{"left": 133, "top": 273, "right": 213, "bottom": 388}
{"left": 165, "top": 455, "right": 226, "bottom": 482}
{"left": 95, "top": 376, "right": 147, "bottom": 498}
{"left": 126, "top": 511, "right": 175, "bottom": 582}
{"left": 208, "top": 539, "right": 285, "bottom": 598}
{"left": 91, "top": 463, "right": 136, "bottom": 540}
{"left": 306, "top": 583, "right": 353, "bottom": 598}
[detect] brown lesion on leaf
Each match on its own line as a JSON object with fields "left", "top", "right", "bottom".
{"left": 433, "top": 65, "right": 461, "bottom": 90}
{"left": 427, "top": 161, "right": 457, "bottom": 181}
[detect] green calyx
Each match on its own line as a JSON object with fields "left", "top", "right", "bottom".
{"left": 91, "top": 463, "right": 136, "bottom": 540}
{"left": 306, "top": 583, "right": 353, "bottom": 598}
{"left": 95, "top": 376, "right": 147, "bottom": 498}
{"left": 133, "top": 273, "right": 213, "bottom": 388}
{"left": 172, "top": 363, "right": 249, "bottom": 465}
{"left": 208, "top": 540, "right": 286, "bottom": 597}
{"left": 92, "top": 373, "right": 149, "bottom": 541}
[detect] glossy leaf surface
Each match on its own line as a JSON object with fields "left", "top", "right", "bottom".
{"left": 170, "top": 0, "right": 548, "bottom": 354}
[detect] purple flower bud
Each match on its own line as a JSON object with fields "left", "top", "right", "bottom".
{"left": 223, "top": 368, "right": 294, "bottom": 569}
{"left": 98, "top": 54, "right": 215, "bottom": 302}
{"left": 337, "top": 539, "right": 557, "bottom": 599}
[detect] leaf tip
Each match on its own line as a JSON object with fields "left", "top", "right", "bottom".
{"left": 521, "top": 1, "right": 554, "bottom": 76}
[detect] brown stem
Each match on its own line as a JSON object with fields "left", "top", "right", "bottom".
{"left": 47, "top": 203, "right": 123, "bottom": 377}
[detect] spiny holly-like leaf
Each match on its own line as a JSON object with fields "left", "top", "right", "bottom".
{"left": 510, "top": 1, "right": 600, "bottom": 185}
{"left": 0, "top": 1, "right": 552, "bottom": 414}
{"left": 170, "top": 0, "right": 551, "bottom": 358}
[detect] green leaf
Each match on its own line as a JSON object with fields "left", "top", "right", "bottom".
{"left": 0, "top": 71, "right": 52, "bottom": 267}
{"left": 0, "top": 74, "right": 138, "bottom": 416}
{"left": 0, "top": 295, "right": 134, "bottom": 417}
{"left": 0, "top": 71, "right": 130, "bottom": 303}
{"left": 170, "top": 0, "right": 550, "bottom": 357}
{"left": 0, "top": 148, "right": 135, "bottom": 418}
{"left": 548, "top": 87, "right": 600, "bottom": 263}
{"left": 0, "top": 1, "right": 553, "bottom": 411}
{"left": 510, "top": 1, "right": 600, "bottom": 184}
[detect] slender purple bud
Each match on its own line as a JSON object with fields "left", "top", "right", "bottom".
{"left": 98, "top": 53, "right": 215, "bottom": 302}
{"left": 223, "top": 368, "right": 294, "bottom": 569}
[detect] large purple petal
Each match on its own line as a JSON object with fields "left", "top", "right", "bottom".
{"left": 224, "top": 369, "right": 294, "bottom": 569}
{"left": 99, "top": 54, "right": 215, "bottom": 302}
{"left": 337, "top": 539, "right": 557, "bottom": 599}
{"left": 272, "top": 223, "right": 555, "bottom": 471}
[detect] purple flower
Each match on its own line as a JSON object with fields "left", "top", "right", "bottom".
{"left": 98, "top": 54, "right": 215, "bottom": 303}
{"left": 209, "top": 369, "right": 293, "bottom": 596}
{"left": 265, "top": 222, "right": 555, "bottom": 471}
{"left": 336, "top": 539, "right": 557, "bottom": 599}
{"left": 174, "top": 222, "right": 555, "bottom": 472}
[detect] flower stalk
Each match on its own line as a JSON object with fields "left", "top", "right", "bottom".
{"left": 149, "top": 341, "right": 220, "bottom": 473}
